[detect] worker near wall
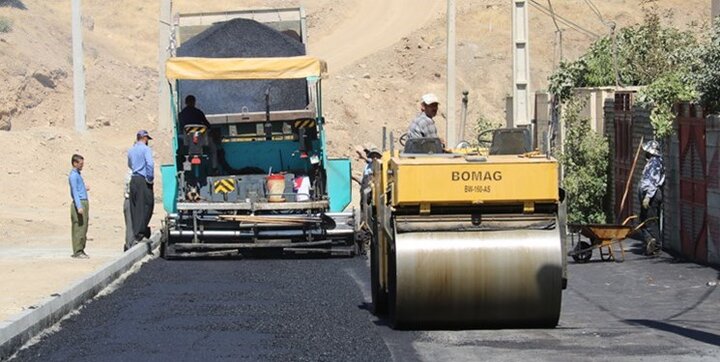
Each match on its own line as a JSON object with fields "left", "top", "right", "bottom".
{"left": 128, "top": 130, "right": 155, "bottom": 243}
{"left": 179, "top": 94, "right": 219, "bottom": 172}
{"left": 638, "top": 140, "right": 665, "bottom": 257}
{"left": 69, "top": 154, "right": 90, "bottom": 259}
{"left": 407, "top": 93, "right": 440, "bottom": 140}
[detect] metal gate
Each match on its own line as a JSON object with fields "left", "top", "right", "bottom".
{"left": 613, "top": 92, "right": 634, "bottom": 221}
{"left": 677, "top": 106, "right": 708, "bottom": 262}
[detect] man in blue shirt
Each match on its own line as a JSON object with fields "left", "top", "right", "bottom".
{"left": 127, "top": 130, "right": 155, "bottom": 243}
{"left": 69, "top": 154, "right": 90, "bottom": 259}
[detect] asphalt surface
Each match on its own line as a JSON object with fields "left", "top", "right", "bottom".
{"left": 11, "top": 240, "right": 720, "bottom": 362}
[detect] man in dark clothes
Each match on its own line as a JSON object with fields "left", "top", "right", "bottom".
{"left": 179, "top": 95, "right": 210, "bottom": 128}
{"left": 127, "top": 130, "right": 155, "bottom": 243}
{"left": 179, "top": 94, "right": 219, "bottom": 172}
{"left": 638, "top": 140, "right": 665, "bottom": 257}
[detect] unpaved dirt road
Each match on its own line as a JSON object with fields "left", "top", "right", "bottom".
{"left": 309, "top": 0, "right": 444, "bottom": 72}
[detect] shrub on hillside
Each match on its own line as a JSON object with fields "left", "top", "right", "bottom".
{"left": 0, "top": 16, "right": 11, "bottom": 33}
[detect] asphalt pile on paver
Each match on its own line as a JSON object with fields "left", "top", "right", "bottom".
{"left": 12, "top": 257, "right": 392, "bottom": 361}
{"left": 177, "top": 18, "right": 309, "bottom": 115}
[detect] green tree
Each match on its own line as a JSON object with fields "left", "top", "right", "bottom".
{"left": 560, "top": 99, "right": 609, "bottom": 224}
{"left": 693, "top": 18, "right": 720, "bottom": 113}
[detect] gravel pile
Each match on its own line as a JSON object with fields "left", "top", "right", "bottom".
{"left": 177, "top": 18, "right": 309, "bottom": 115}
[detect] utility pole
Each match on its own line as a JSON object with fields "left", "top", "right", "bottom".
{"left": 158, "top": 0, "right": 172, "bottom": 130}
{"left": 71, "top": 0, "right": 86, "bottom": 132}
{"left": 447, "top": 0, "right": 457, "bottom": 147}
{"left": 512, "top": 0, "right": 531, "bottom": 126}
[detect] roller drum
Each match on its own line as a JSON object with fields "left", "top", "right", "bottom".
{"left": 390, "top": 228, "right": 562, "bottom": 328}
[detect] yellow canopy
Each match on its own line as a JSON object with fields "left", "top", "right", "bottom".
{"left": 165, "top": 56, "right": 327, "bottom": 80}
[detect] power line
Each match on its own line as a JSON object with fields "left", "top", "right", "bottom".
{"left": 583, "top": 0, "right": 605, "bottom": 24}
{"left": 547, "top": 0, "right": 564, "bottom": 65}
{"left": 528, "top": 0, "right": 599, "bottom": 39}
{"left": 547, "top": 0, "right": 561, "bottom": 31}
{"left": 529, "top": 0, "right": 598, "bottom": 38}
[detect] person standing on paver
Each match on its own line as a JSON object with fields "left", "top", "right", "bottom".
{"left": 407, "top": 93, "right": 440, "bottom": 140}
{"left": 638, "top": 140, "right": 665, "bottom": 256}
{"left": 128, "top": 130, "right": 155, "bottom": 244}
{"left": 69, "top": 154, "right": 90, "bottom": 259}
{"left": 179, "top": 94, "right": 219, "bottom": 173}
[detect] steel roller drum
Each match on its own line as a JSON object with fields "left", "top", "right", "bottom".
{"left": 391, "top": 228, "right": 562, "bottom": 328}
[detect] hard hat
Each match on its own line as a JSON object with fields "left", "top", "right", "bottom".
{"left": 421, "top": 93, "right": 439, "bottom": 105}
{"left": 363, "top": 143, "right": 382, "bottom": 158}
{"left": 642, "top": 140, "right": 661, "bottom": 156}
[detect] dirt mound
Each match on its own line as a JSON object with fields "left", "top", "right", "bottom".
{"left": 177, "top": 18, "right": 308, "bottom": 114}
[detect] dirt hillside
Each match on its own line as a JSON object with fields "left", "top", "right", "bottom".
{"left": 0, "top": 0, "right": 710, "bottom": 321}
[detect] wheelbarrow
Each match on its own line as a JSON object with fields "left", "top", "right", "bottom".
{"left": 567, "top": 216, "right": 655, "bottom": 263}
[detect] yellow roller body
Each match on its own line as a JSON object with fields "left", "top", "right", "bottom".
{"left": 392, "top": 228, "right": 562, "bottom": 328}
{"left": 389, "top": 155, "right": 559, "bottom": 206}
{"left": 369, "top": 149, "right": 565, "bottom": 329}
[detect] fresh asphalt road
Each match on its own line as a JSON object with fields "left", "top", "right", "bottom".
{"left": 11, "top": 240, "right": 720, "bottom": 362}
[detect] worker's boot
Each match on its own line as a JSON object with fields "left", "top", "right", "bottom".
{"left": 645, "top": 238, "right": 659, "bottom": 257}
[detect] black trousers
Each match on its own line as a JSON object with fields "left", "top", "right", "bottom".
{"left": 130, "top": 176, "right": 154, "bottom": 241}
{"left": 639, "top": 189, "right": 662, "bottom": 247}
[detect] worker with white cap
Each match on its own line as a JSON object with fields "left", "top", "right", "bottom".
{"left": 407, "top": 93, "right": 440, "bottom": 140}
{"left": 638, "top": 140, "right": 665, "bottom": 257}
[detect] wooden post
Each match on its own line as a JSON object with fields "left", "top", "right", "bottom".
{"left": 512, "top": 0, "right": 531, "bottom": 126}
{"left": 71, "top": 0, "right": 86, "bottom": 132}
{"left": 158, "top": 0, "right": 172, "bottom": 130}
{"left": 447, "top": 0, "right": 457, "bottom": 147}
{"left": 618, "top": 136, "right": 644, "bottom": 223}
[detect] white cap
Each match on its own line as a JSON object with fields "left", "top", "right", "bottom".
{"left": 421, "top": 93, "right": 439, "bottom": 105}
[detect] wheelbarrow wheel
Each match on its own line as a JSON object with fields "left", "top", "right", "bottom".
{"left": 572, "top": 241, "right": 592, "bottom": 263}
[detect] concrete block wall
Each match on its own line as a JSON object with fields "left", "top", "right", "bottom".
{"left": 706, "top": 115, "right": 720, "bottom": 266}
{"left": 603, "top": 98, "right": 616, "bottom": 222}
{"left": 573, "top": 87, "right": 616, "bottom": 135}
{"left": 664, "top": 115, "right": 682, "bottom": 253}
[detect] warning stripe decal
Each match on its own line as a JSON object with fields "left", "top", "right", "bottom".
{"left": 293, "top": 120, "right": 316, "bottom": 128}
{"left": 213, "top": 178, "right": 236, "bottom": 194}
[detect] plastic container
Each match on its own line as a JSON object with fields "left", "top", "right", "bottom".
{"left": 294, "top": 176, "right": 310, "bottom": 202}
{"left": 267, "top": 174, "right": 286, "bottom": 202}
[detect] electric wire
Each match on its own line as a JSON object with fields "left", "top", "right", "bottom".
{"left": 528, "top": 0, "right": 599, "bottom": 39}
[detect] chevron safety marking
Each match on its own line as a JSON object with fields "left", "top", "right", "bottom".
{"left": 213, "top": 178, "right": 236, "bottom": 194}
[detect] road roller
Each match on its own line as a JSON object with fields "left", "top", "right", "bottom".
{"left": 367, "top": 130, "right": 566, "bottom": 329}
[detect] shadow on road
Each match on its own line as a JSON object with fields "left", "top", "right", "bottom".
{"left": 624, "top": 319, "right": 720, "bottom": 347}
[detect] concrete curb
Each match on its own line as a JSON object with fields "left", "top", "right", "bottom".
{"left": 0, "top": 233, "right": 161, "bottom": 360}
